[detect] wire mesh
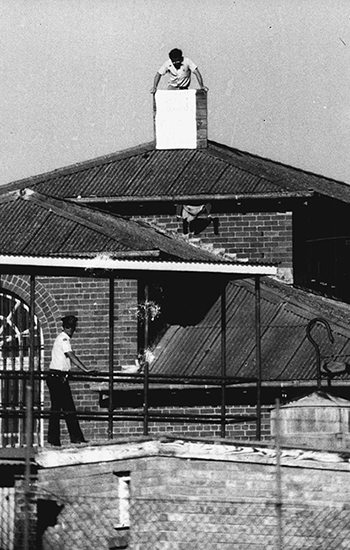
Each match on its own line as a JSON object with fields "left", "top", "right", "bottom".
{"left": 1, "top": 492, "right": 348, "bottom": 550}
{"left": 0, "top": 486, "right": 15, "bottom": 550}
{"left": 129, "top": 498, "right": 350, "bottom": 550}
{"left": 39, "top": 496, "right": 119, "bottom": 550}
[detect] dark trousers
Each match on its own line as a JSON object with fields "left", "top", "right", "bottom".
{"left": 47, "top": 372, "right": 85, "bottom": 445}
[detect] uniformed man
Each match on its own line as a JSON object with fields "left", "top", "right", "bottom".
{"left": 46, "top": 315, "right": 96, "bottom": 447}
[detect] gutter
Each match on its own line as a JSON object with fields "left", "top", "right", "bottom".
{"left": 0, "top": 255, "right": 277, "bottom": 275}
{"left": 71, "top": 191, "right": 313, "bottom": 204}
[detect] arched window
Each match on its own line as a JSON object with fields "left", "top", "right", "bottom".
{"left": 0, "top": 289, "right": 44, "bottom": 447}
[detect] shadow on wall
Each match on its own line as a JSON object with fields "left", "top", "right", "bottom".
{"left": 37, "top": 499, "right": 64, "bottom": 550}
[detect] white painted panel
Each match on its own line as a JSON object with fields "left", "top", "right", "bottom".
{"left": 155, "top": 90, "right": 197, "bottom": 149}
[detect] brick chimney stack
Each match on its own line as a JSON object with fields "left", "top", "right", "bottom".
{"left": 153, "top": 89, "right": 207, "bottom": 149}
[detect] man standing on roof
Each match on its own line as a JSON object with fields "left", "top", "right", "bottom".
{"left": 151, "top": 48, "right": 208, "bottom": 93}
{"left": 46, "top": 315, "right": 97, "bottom": 447}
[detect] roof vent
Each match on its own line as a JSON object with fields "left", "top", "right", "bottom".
{"left": 153, "top": 90, "right": 207, "bottom": 150}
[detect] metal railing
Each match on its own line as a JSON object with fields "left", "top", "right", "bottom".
{"left": 0, "top": 365, "right": 260, "bottom": 446}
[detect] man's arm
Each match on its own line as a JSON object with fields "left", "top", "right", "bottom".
{"left": 193, "top": 68, "right": 208, "bottom": 91}
{"left": 150, "top": 72, "right": 161, "bottom": 94}
{"left": 66, "top": 351, "right": 96, "bottom": 374}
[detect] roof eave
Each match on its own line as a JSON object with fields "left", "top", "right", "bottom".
{"left": 0, "top": 255, "right": 277, "bottom": 276}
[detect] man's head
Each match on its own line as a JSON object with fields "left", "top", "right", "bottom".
{"left": 169, "top": 48, "right": 183, "bottom": 69}
{"left": 61, "top": 315, "right": 78, "bottom": 335}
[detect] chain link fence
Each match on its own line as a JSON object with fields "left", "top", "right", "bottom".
{"left": 38, "top": 496, "right": 120, "bottom": 550}
{"left": 0, "top": 486, "right": 15, "bottom": 550}
{"left": 129, "top": 498, "right": 350, "bottom": 550}
{"left": 2, "top": 490, "right": 350, "bottom": 550}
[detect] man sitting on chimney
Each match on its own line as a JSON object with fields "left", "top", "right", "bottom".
{"left": 151, "top": 48, "right": 208, "bottom": 93}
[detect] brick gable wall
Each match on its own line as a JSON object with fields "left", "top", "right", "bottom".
{"left": 131, "top": 210, "right": 293, "bottom": 266}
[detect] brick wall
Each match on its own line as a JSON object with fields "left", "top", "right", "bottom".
{"left": 132, "top": 210, "right": 293, "bottom": 266}
{"left": 34, "top": 439, "right": 350, "bottom": 549}
{"left": 1, "top": 274, "right": 139, "bottom": 368}
{"left": 1, "top": 274, "right": 139, "bottom": 445}
{"left": 110, "top": 406, "right": 271, "bottom": 442}
{"left": 129, "top": 452, "right": 350, "bottom": 549}
{"left": 36, "top": 276, "right": 138, "bottom": 367}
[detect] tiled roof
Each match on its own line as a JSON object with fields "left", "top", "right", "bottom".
{"left": 2, "top": 141, "right": 350, "bottom": 204}
{"left": 0, "top": 188, "right": 238, "bottom": 262}
{"left": 150, "top": 277, "right": 350, "bottom": 383}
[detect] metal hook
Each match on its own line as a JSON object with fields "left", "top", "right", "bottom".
{"left": 306, "top": 317, "right": 334, "bottom": 391}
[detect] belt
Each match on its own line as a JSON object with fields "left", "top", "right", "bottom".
{"left": 49, "top": 370, "right": 70, "bottom": 379}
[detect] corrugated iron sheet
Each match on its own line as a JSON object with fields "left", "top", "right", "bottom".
{"left": 0, "top": 189, "right": 248, "bottom": 263}
{"left": 5, "top": 140, "right": 350, "bottom": 203}
{"left": 150, "top": 277, "right": 350, "bottom": 382}
{"left": 0, "top": 198, "right": 50, "bottom": 253}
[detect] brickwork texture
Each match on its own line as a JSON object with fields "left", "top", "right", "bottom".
{"left": 32, "top": 448, "right": 350, "bottom": 549}
{"left": 132, "top": 210, "right": 293, "bottom": 266}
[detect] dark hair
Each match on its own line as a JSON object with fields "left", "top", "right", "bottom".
{"left": 169, "top": 48, "right": 183, "bottom": 61}
{"left": 61, "top": 315, "right": 78, "bottom": 329}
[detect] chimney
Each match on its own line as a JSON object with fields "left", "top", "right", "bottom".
{"left": 153, "top": 89, "right": 207, "bottom": 150}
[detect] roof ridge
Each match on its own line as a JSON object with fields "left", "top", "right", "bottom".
{"left": 0, "top": 189, "right": 21, "bottom": 204}
{"left": 206, "top": 143, "right": 290, "bottom": 187}
{"left": 237, "top": 276, "right": 350, "bottom": 336}
{"left": 208, "top": 140, "right": 350, "bottom": 187}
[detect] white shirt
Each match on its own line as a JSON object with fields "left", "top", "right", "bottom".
{"left": 49, "top": 331, "right": 72, "bottom": 372}
{"left": 158, "top": 57, "right": 197, "bottom": 89}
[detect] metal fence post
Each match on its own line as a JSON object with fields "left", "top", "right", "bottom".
{"left": 143, "top": 362, "right": 149, "bottom": 435}
{"left": 24, "top": 275, "right": 35, "bottom": 550}
{"left": 255, "top": 276, "right": 262, "bottom": 440}
{"left": 275, "top": 398, "right": 283, "bottom": 550}
{"left": 221, "top": 283, "right": 227, "bottom": 438}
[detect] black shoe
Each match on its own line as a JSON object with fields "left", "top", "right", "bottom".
{"left": 71, "top": 439, "right": 89, "bottom": 444}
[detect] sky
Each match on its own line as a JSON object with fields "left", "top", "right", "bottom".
{"left": 1, "top": 0, "right": 350, "bottom": 186}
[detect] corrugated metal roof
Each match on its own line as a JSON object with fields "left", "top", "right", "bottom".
{"left": 3, "top": 140, "right": 350, "bottom": 203}
{"left": 0, "top": 188, "right": 276, "bottom": 269}
{"left": 149, "top": 277, "right": 350, "bottom": 383}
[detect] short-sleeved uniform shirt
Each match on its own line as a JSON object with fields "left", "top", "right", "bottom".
{"left": 49, "top": 331, "right": 72, "bottom": 372}
{"left": 158, "top": 57, "right": 197, "bottom": 89}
